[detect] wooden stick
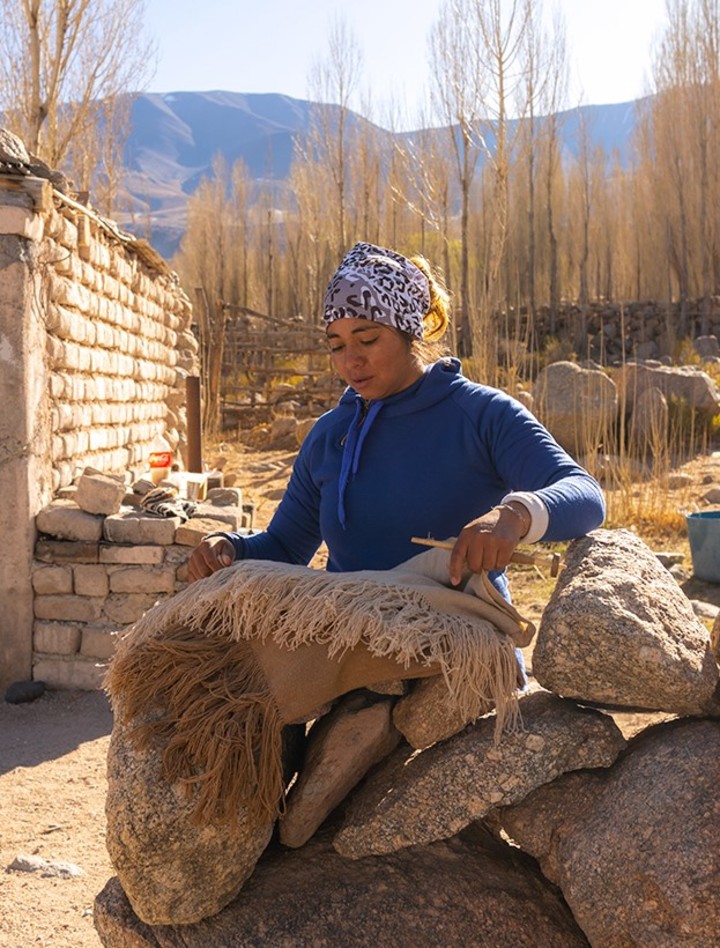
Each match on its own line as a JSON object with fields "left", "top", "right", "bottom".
{"left": 410, "top": 537, "right": 563, "bottom": 575}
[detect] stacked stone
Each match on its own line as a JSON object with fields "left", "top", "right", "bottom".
{"left": 40, "top": 196, "right": 198, "bottom": 491}
{"left": 31, "top": 470, "right": 252, "bottom": 689}
{"left": 95, "top": 529, "right": 720, "bottom": 945}
{"left": 506, "top": 297, "right": 720, "bottom": 363}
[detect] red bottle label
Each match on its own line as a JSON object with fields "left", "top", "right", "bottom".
{"left": 149, "top": 451, "right": 173, "bottom": 468}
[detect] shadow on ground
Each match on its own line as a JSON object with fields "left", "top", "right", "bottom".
{"left": 0, "top": 688, "right": 113, "bottom": 774}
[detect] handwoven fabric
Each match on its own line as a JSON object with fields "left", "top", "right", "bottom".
{"left": 105, "top": 547, "right": 532, "bottom": 827}
{"left": 140, "top": 486, "right": 197, "bottom": 522}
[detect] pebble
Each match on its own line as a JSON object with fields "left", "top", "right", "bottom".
{"left": 7, "top": 854, "right": 84, "bottom": 878}
{"left": 690, "top": 599, "right": 719, "bottom": 620}
{"left": 4, "top": 680, "right": 45, "bottom": 704}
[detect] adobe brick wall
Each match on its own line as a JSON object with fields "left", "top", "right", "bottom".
{"left": 0, "top": 173, "right": 198, "bottom": 690}
{"left": 29, "top": 493, "right": 252, "bottom": 690}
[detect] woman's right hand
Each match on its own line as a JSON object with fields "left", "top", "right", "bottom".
{"left": 187, "top": 535, "right": 236, "bottom": 583}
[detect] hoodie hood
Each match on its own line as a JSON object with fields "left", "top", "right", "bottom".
{"left": 336, "top": 358, "right": 464, "bottom": 527}
{"left": 338, "top": 357, "right": 464, "bottom": 417}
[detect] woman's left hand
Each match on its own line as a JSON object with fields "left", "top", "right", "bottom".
{"left": 449, "top": 502, "right": 530, "bottom": 585}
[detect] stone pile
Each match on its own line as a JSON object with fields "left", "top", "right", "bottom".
{"left": 518, "top": 297, "right": 720, "bottom": 363}
{"left": 31, "top": 468, "right": 253, "bottom": 689}
{"left": 531, "top": 357, "right": 720, "bottom": 458}
{"left": 95, "top": 528, "right": 720, "bottom": 946}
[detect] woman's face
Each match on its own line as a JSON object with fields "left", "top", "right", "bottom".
{"left": 326, "top": 318, "right": 424, "bottom": 400}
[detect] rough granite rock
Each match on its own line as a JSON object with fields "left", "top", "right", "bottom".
{"left": 617, "top": 361, "right": 720, "bottom": 418}
{"left": 95, "top": 824, "right": 589, "bottom": 947}
{"left": 533, "top": 529, "right": 719, "bottom": 714}
{"left": 333, "top": 690, "right": 625, "bottom": 858}
{"left": 0, "top": 126, "right": 32, "bottom": 164}
{"left": 280, "top": 693, "right": 400, "bottom": 848}
{"left": 496, "top": 719, "right": 720, "bottom": 947}
{"left": 532, "top": 360, "right": 618, "bottom": 454}
{"left": 393, "top": 674, "right": 494, "bottom": 749}
{"left": 105, "top": 716, "right": 273, "bottom": 926}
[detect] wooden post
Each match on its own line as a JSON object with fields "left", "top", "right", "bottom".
{"left": 186, "top": 376, "right": 203, "bottom": 473}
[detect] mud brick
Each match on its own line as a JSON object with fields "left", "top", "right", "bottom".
{"left": 34, "top": 539, "right": 100, "bottom": 564}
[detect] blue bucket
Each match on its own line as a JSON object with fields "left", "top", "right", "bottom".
{"left": 686, "top": 511, "right": 720, "bottom": 582}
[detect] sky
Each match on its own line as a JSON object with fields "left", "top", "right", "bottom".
{"left": 143, "top": 0, "right": 668, "bottom": 125}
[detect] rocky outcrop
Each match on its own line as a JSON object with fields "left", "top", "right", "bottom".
{"left": 495, "top": 718, "right": 720, "bottom": 947}
{"left": 95, "top": 824, "right": 590, "bottom": 947}
{"left": 533, "top": 529, "right": 719, "bottom": 714}
{"left": 95, "top": 528, "right": 719, "bottom": 946}
{"left": 334, "top": 691, "right": 625, "bottom": 858}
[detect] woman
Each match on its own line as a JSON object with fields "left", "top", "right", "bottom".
{"left": 188, "top": 242, "right": 605, "bottom": 597}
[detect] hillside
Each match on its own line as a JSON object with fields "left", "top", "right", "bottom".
{"left": 117, "top": 90, "right": 646, "bottom": 259}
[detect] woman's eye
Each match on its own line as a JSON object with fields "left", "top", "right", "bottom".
{"left": 329, "top": 345, "right": 343, "bottom": 354}
{"left": 360, "top": 337, "right": 379, "bottom": 346}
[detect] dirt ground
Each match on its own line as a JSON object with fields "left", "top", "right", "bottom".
{"left": 1, "top": 441, "right": 719, "bottom": 947}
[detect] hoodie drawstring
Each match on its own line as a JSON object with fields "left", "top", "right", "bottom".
{"left": 337, "top": 398, "right": 384, "bottom": 528}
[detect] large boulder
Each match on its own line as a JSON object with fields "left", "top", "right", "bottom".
{"left": 533, "top": 529, "right": 719, "bottom": 714}
{"left": 628, "top": 385, "right": 669, "bottom": 450}
{"left": 333, "top": 690, "right": 625, "bottom": 858}
{"left": 105, "top": 716, "right": 274, "bottom": 926}
{"left": 496, "top": 719, "right": 720, "bottom": 947}
{"left": 95, "top": 824, "right": 589, "bottom": 947}
{"left": 616, "top": 361, "right": 720, "bottom": 419}
{"left": 532, "top": 360, "right": 618, "bottom": 456}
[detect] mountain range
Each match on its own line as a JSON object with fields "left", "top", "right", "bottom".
{"left": 118, "top": 90, "right": 645, "bottom": 260}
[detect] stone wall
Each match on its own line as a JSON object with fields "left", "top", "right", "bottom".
{"left": 1, "top": 171, "right": 198, "bottom": 690}
{"left": 29, "top": 475, "right": 251, "bottom": 690}
{"left": 509, "top": 298, "right": 720, "bottom": 363}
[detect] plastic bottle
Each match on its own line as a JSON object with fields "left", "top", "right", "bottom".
{"left": 148, "top": 434, "right": 173, "bottom": 484}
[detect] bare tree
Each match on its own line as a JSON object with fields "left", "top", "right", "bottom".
{"left": 429, "top": 0, "right": 533, "bottom": 375}
{"left": 0, "top": 0, "right": 154, "bottom": 210}
{"left": 306, "top": 15, "right": 363, "bottom": 258}
{"left": 400, "top": 115, "right": 454, "bottom": 284}
{"left": 174, "top": 156, "right": 242, "bottom": 432}
{"left": 638, "top": 0, "right": 720, "bottom": 333}
{"left": 428, "top": 0, "right": 484, "bottom": 353}
{"left": 519, "top": 2, "right": 567, "bottom": 323}
{"left": 575, "top": 109, "right": 593, "bottom": 309}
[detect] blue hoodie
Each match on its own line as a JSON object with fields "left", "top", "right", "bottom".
{"left": 223, "top": 359, "right": 605, "bottom": 584}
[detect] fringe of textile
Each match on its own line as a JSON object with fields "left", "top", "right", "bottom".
{"left": 117, "top": 559, "right": 523, "bottom": 729}
{"left": 106, "top": 554, "right": 526, "bottom": 828}
{"left": 105, "top": 627, "right": 285, "bottom": 828}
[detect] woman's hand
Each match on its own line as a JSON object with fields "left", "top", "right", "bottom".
{"left": 187, "top": 535, "right": 236, "bottom": 583}
{"left": 449, "top": 502, "right": 531, "bottom": 585}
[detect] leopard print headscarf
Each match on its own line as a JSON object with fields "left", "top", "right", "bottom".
{"left": 323, "top": 242, "right": 430, "bottom": 339}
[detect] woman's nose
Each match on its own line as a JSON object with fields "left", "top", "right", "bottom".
{"left": 345, "top": 344, "right": 365, "bottom": 365}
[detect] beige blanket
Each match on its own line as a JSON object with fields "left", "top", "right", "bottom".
{"left": 105, "top": 547, "right": 533, "bottom": 827}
